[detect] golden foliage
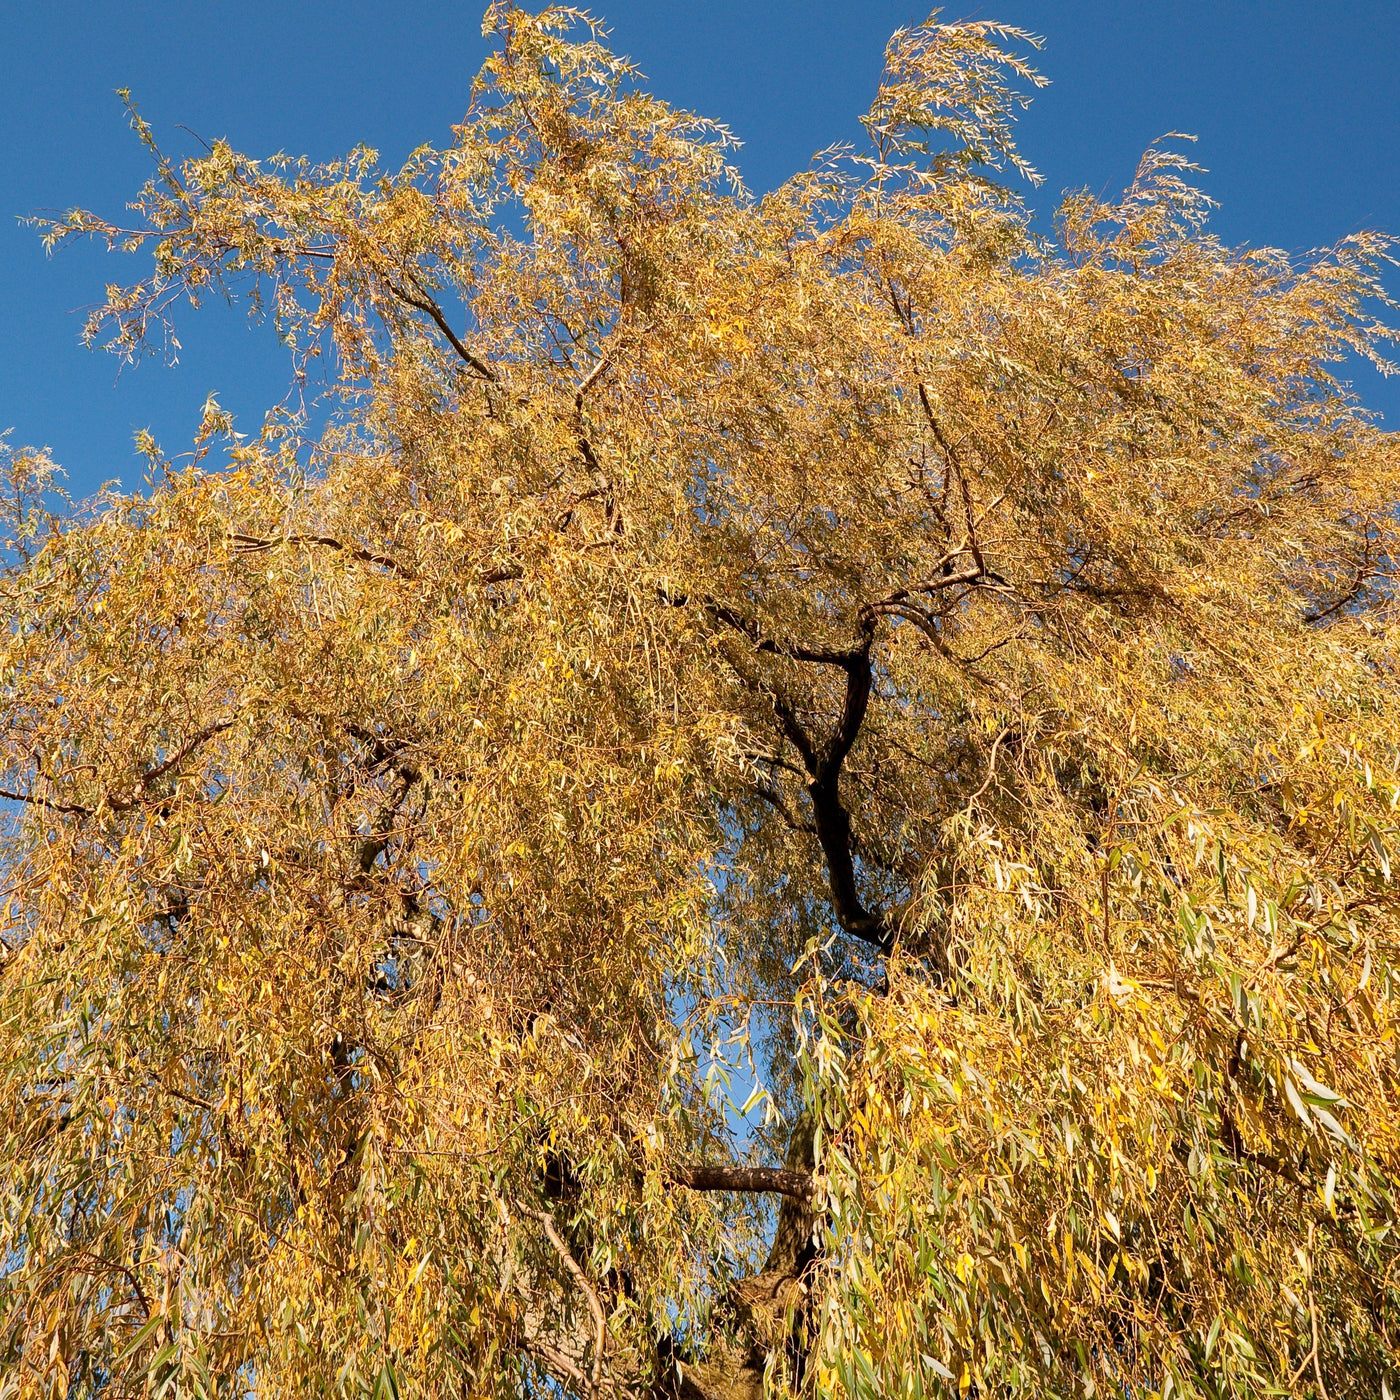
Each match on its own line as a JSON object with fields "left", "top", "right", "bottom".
{"left": 2, "top": 7, "right": 1399, "bottom": 1398}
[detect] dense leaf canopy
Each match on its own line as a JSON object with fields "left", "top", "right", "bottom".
{"left": 3, "top": 7, "right": 1399, "bottom": 1399}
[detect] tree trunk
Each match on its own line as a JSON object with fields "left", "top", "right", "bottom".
{"left": 670, "top": 1118, "right": 819, "bottom": 1400}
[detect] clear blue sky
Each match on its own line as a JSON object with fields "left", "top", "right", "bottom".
{"left": 3, "top": 0, "right": 1398, "bottom": 499}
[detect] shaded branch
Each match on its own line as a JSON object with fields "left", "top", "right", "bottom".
{"left": 231, "top": 533, "right": 525, "bottom": 588}
{"left": 667, "top": 588, "right": 897, "bottom": 952}
{"left": 919, "top": 384, "right": 986, "bottom": 574}
{"left": 345, "top": 723, "right": 422, "bottom": 784}
{"left": 709, "top": 601, "right": 869, "bottom": 668}
{"left": 122, "top": 718, "right": 235, "bottom": 794}
{"left": 0, "top": 787, "right": 95, "bottom": 817}
{"left": 727, "top": 617, "right": 892, "bottom": 952}
{"left": 1303, "top": 561, "right": 1384, "bottom": 625}
{"left": 750, "top": 783, "right": 816, "bottom": 835}
{"left": 481, "top": 563, "right": 525, "bottom": 585}
{"left": 3, "top": 717, "right": 235, "bottom": 820}
{"left": 229, "top": 532, "right": 413, "bottom": 579}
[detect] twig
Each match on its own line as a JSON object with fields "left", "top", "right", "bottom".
{"left": 1309, "top": 1223, "right": 1331, "bottom": 1400}
{"left": 962, "top": 725, "right": 1011, "bottom": 812}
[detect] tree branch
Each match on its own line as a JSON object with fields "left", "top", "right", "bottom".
{"left": 1303, "top": 564, "right": 1381, "bottom": 625}
{"left": 708, "top": 601, "right": 869, "bottom": 668}
{"left": 521, "top": 1207, "right": 608, "bottom": 1400}
{"left": 750, "top": 783, "right": 816, "bottom": 835}
{"left": 229, "top": 532, "right": 413, "bottom": 579}
{"left": 481, "top": 563, "right": 525, "bottom": 585}
{"left": 0, "top": 787, "right": 94, "bottom": 817}
{"left": 918, "top": 384, "right": 986, "bottom": 575}
{"left": 382, "top": 275, "right": 498, "bottom": 383}
{"left": 664, "top": 591, "right": 897, "bottom": 951}
{"left": 700, "top": 601, "right": 894, "bottom": 951}
{"left": 668, "top": 1165, "right": 814, "bottom": 1203}
{"left": 802, "top": 622, "right": 894, "bottom": 951}
{"left": 3, "top": 717, "right": 235, "bottom": 820}
{"left": 124, "top": 718, "right": 235, "bottom": 792}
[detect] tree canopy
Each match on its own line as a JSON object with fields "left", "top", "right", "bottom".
{"left": 3, "top": 7, "right": 1399, "bottom": 1398}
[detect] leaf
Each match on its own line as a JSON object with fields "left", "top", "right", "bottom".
{"left": 1204, "top": 1314, "right": 1222, "bottom": 1361}
{"left": 1283, "top": 1076, "right": 1313, "bottom": 1127}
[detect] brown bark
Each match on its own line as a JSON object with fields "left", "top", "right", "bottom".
{"left": 667, "top": 1165, "right": 813, "bottom": 1203}
{"left": 669, "top": 1118, "right": 820, "bottom": 1400}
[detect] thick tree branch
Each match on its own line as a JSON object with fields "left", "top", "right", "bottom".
{"left": 709, "top": 601, "right": 869, "bottom": 668}
{"left": 758, "top": 643, "right": 893, "bottom": 950}
{"left": 763, "top": 685, "right": 818, "bottom": 771}
{"left": 668, "top": 1165, "right": 814, "bottom": 1203}
{"left": 481, "top": 563, "right": 525, "bottom": 585}
{"left": 801, "top": 621, "right": 894, "bottom": 951}
{"left": 658, "top": 591, "right": 915, "bottom": 952}
{"left": 345, "top": 723, "right": 422, "bottom": 783}
{"left": 678, "top": 592, "right": 896, "bottom": 953}
{"left": 354, "top": 773, "right": 416, "bottom": 875}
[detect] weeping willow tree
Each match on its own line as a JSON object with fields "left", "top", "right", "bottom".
{"left": 3, "top": 6, "right": 1399, "bottom": 1398}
